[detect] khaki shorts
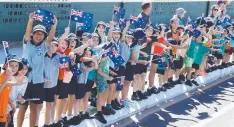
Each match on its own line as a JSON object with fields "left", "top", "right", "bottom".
{"left": 184, "top": 57, "right": 194, "bottom": 67}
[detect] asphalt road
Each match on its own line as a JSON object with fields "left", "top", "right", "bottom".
{"left": 110, "top": 77, "right": 234, "bottom": 127}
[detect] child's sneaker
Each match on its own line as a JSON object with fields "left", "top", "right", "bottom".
{"left": 94, "top": 112, "right": 107, "bottom": 124}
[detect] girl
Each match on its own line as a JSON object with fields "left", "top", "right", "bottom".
{"left": 94, "top": 21, "right": 111, "bottom": 43}
{"left": 0, "top": 54, "right": 24, "bottom": 127}
{"left": 7, "top": 58, "right": 30, "bottom": 127}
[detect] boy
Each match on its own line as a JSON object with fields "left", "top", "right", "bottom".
{"left": 23, "top": 13, "right": 57, "bottom": 127}
{"left": 138, "top": 2, "right": 152, "bottom": 28}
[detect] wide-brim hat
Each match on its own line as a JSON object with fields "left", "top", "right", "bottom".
{"left": 3, "top": 54, "right": 23, "bottom": 71}
{"left": 21, "top": 58, "right": 32, "bottom": 72}
{"left": 32, "top": 25, "right": 48, "bottom": 40}
{"left": 134, "top": 28, "right": 146, "bottom": 40}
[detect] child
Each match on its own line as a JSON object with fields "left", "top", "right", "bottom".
{"left": 94, "top": 51, "right": 113, "bottom": 124}
{"left": 67, "top": 48, "right": 97, "bottom": 125}
{"left": 43, "top": 40, "right": 60, "bottom": 127}
{"left": 0, "top": 54, "right": 24, "bottom": 127}
{"left": 23, "top": 12, "right": 57, "bottom": 127}
{"left": 175, "top": 8, "right": 186, "bottom": 26}
{"left": 138, "top": 2, "right": 152, "bottom": 28}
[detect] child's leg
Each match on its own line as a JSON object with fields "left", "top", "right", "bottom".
{"left": 55, "top": 99, "right": 67, "bottom": 122}
{"left": 17, "top": 104, "right": 28, "bottom": 127}
{"left": 51, "top": 95, "right": 58, "bottom": 123}
{"left": 29, "top": 103, "right": 39, "bottom": 127}
{"left": 45, "top": 102, "right": 54, "bottom": 125}
{"left": 83, "top": 92, "right": 91, "bottom": 113}
{"left": 107, "top": 83, "right": 115, "bottom": 107}
{"left": 148, "top": 63, "right": 157, "bottom": 88}
{"left": 67, "top": 95, "right": 75, "bottom": 118}
{"left": 121, "top": 80, "right": 131, "bottom": 101}
{"left": 158, "top": 74, "right": 163, "bottom": 87}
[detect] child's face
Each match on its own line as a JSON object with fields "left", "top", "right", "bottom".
{"left": 145, "top": 5, "right": 152, "bottom": 14}
{"left": 8, "top": 61, "right": 19, "bottom": 75}
{"left": 51, "top": 43, "right": 58, "bottom": 53}
{"left": 97, "top": 25, "right": 106, "bottom": 34}
{"left": 145, "top": 28, "right": 153, "bottom": 37}
{"left": 20, "top": 65, "right": 28, "bottom": 76}
{"left": 113, "top": 32, "right": 121, "bottom": 41}
{"left": 196, "top": 36, "right": 203, "bottom": 42}
{"left": 125, "top": 36, "right": 133, "bottom": 44}
{"left": 82, "top": 37, "right": 89, "bottom": 44}
{"left": 84, "top": 50, "right": 92, "bottom": 58}
{"left": 69, "top": 40, "right": 77, "bottom": 49}
{"left": 58, "top": 40, "right": 69, "bottom": 52}
{"left": 179, "top": 13, "right": 185, "bottom": 18}
{"left": 171, "top": 19, "right": 179, "bottom": 29}
{"left": 91, "top": 37, "right": 99, "bottom": 47}
{"left": 33, "top": 31, "right": 45, "bottom": 44}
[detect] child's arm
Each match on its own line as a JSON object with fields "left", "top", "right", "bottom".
{"left": 8, "top": 98, "right": 16, "bottom": 113}
{"left": 46, "top": 16, "right": 58, "bottom": 47}
{"left": 0, "top": 78, "right": 9, "bottom": 93}
{"left": 107, "top": 21, "right": 114, "bottom": 41}
{"left": 58, "top": 27, "right": 70, "bottom": 42}
{"left": 23, "top": 12, "right": 34, "bottom": 43}
{"left": 140, "top": 51, "right": 149, "bottom": 58}
{"left": 131, "top": 50, "right": 147, "bottom": 65}
{"left": 210, "top": 48, "right": 222, "bottom": 52}
{"left": 121, "top": 21, "right": 131, "bottom": 41}
{"left": 73, "top": 40, "right": 91, "bottom": 55}
{"left": 159, "top": 26, "right": 166, "bottom": 38}
{"left": 97, "top": 67, "right": 113, "bottom": 81}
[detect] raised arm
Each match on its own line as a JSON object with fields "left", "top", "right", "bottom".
{"left": 24, "top": 13, "right": 34, "bottom": 43}
{"left": 58, "top": 27, "right": 70, "bottom": 42}
{"left": 121, "top": 21, "right": 131, "bottom": 41}
{"left": 107, "top": 21, "right": 115, "bottom": 41}
{"left": 46, "top": 16, "right": 58, "bottom": 47}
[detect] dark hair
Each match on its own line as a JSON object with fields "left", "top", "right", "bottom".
{"left": 82, "top": 48, "right": 94, "bottom": 67}
{"left": 141, "top": 2, "right": 151, "bottom": 10}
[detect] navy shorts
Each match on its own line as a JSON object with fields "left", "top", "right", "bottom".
{"left": 57, "top": 80, "right": 69, "bottom": 99}
{"left": 214, "top": 53, "right": 223, "bottom": 59}
{"left": 68, "top": 76, "right": 77, "bottom": 95}
{"left": 192, "top": 63, "right": 200, "bottom": 70}
{"left": 124, "top": 62, "right": 135, "bottom": 81}
{"left": 86, "top": 80, "right": 95, "bottom": 92}
{"left": 75, "top": 83, "right": 86, "bottom": 99}
{"left": 156, "top": 69, "right": 165, "bottom": 75}
{"left": 134, "top": 64, "right": 147, "bottom": 74}
{"left": 152, "top": 55, "right": 162, "bottom": 64}
{"left": 24, "top": 82, "right": 45, "bottom": 104}
{"left": 107, "top": 67, "right": 118, "bottom": 84}
{"left": 173, "top": 56, "right": 184, "bottom": 69}
{"left": 44, "top": 87, "right": 57, "bottom": 102}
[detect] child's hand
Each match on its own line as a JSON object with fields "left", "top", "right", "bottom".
{"left": 92, "top": 56, "right": 97, "bottom": 62}
{"left": 141, "top": 43, "right": 147, "bottom": 49}
{"left": 53, "top": 16, "right": 58, "bottom": 25}
{"left": 44, "top": 79, "right": 52, "bottom": 86}
{"left": 18, "top": 97, "right": 26, "bottom": 104}
{"left": 110, "top": 71, "right": 118, "bottom": 76}
{"left": 6, "top": 67, "right": 13, "bottom": 80}
{"left": 65, "top": 27, "right": 70, "bottom": 34}
{"left": 142, "top": 61, "right": 148, "bottom": 65}
{"left": 16, "top": 77, "right": 25, "bottom": 86}
{"left": 29, "top": 12, "right": 34, "bottom": 20}
{"left": 110, "top": 21, "right": 115, "bottom": 28}
{"left": 126, "top": 21, "right": 131, "bottom": 27}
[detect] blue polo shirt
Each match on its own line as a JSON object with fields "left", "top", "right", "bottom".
{"left": 77, "top": 63, "right": 89, "bottom": 84}
{"left": 43, "top": 52, "right": 60, "bottom": 88}
{"left": 119, "top": 41, "right": 131, "bottom": 66}
{"left": 24, "top": 40, "right": 48, "bottom": 84}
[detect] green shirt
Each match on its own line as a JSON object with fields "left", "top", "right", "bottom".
{"left": 96, "top": 58, "right": 110, "bottom": 81}
{"left": 217, "top": 40, "right": 225, "bottom": 55}
{"left": 186, "top": 40, "right": 199, "bottom": 59}
{"left": 193, "top": 44, "right": 210, "bottom": 65}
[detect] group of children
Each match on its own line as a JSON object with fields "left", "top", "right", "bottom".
{"left": 1, "top": 1, "right": 234, "bottom": 127}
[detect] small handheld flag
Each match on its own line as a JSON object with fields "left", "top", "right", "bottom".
{"left": 59, "top": 56, "right": 70, "bottom": 69}
{"left": 113, "top": 5, "right": 126, "bottom": 22}
{"left": 75, "top": 12, "right": 93, "bottom": 31}
{"left": 2, "top": 41, "right": 9, "bottom": 56}
{"left": 34, "top": 8, "right": 54, "bottom": 25}
{"left": 71, "top": 65, "right": 82, "bottom": 76}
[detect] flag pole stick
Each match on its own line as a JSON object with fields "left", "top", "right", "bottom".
{"left": 68, "top": 9, "right": 72, "bottom": 27}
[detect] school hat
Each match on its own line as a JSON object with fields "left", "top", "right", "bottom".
{"left": 67, "top": 33, "right": 78, "bottom": 41}
{"left": 3, "top": 54, "right": 23, "bottom": 71}
{"left": 133, "top": 28, "right": 146, "bottom": 40}
{"left": 21, "top": 58, "right": 32, "bottom": 72}
{"left": 92, "top": 32, "right": 99, "bottom": 38}
{"left": 80, "top": 32, "right": 91, "bottom": 42}
{"left": 125, "top": 30, "right": 134, "bottom": 38}
{"left": 32, "top": 25, "right": 48, "bottom": 40}
{"left": 113, "top": 27, "right": 121, "bottom": 33}
{"left": 97, "top": 21, "right": 107, "bottom": 28}
{"left": 176, "top": 8, "right": 186, "bottom": 15}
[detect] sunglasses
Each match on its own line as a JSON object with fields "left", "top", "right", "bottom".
{"left": 213, "top": 9, "right": 219, "bottom": 11}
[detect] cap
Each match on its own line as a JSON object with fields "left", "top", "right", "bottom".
{"left": 113, "top": 27, "right": 121, "bottom": 33}
{"left": 21, "top": 58, "right": 32, "bottom": 72}
{"left": 32, "top": 25, "right": 48, "bottom": 40}
{"left": 176, "top": 8, "right": 186, "bottom": 15}
{"left": 3, "top": 54, "right": 23, "bottom": 71}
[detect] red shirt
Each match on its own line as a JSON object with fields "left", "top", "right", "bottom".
{"left": 152, "top": 37, "right": 165, "bottom": 55}
{"left": 57, "top": 48, "right": 72, "bottom": 81}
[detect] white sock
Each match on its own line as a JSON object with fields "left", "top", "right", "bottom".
{"left": 67, "top": 116, "right": 73, "bottom": 120}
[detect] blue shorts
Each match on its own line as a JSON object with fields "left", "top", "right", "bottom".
{"left": 96, "top": 80, "right": 109, "bottom": 93}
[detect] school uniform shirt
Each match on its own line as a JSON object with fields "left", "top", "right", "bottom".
{"left": 7, "top": 78, "right": 28, "bottom": 112}
{"left": 43, "top": 52, "right": 60, "bottom": 88}
{"left": 119, "top": 41, "right": 131, "bottom": 66}
{"left": 186, "top": 40, "right": 200, "bottom": 59}
{"left": 96, "top": 58, "right": 110, "bottom": 81}
{"left": 24, "top": 40, "right": 48, "bottom": 84}
{"left": 193, "top": 43, "right": 210, "bottom": 65}
{"left": 130, "top": 44, "right": 141, "bottom": 65}
{"left": 77, "top": 63, "right": 89, "bottom": 84}
{"left": 0, "top": 72, "right": 11, "bottom": 123}
{"left": 57, "top": 48, "right": 72, "bottom": 81}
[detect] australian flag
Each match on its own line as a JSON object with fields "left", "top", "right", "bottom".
{"left": 2, "top": 41, "right": 9, "bottom": 56}
{"left": 192, "top": 29, "right": 202, "bottom": 38}
{"left": 109, "top": 49, "right": 125, "bottom": 68}
{"left": 70, "top": 9, "right": 84, "bottom": 22}
{"left": 157, "top": 57, "right": 167, "bottom": 67}
{"left": 113, "top": 5, "right": 126, "bottom": 22}
{"left": 71, "top": 64, "right": 82, "bottom": 76}
{"left": 186, "top": 16, "right": 197, "bottom": 30}
{"left": 130, "top": 15, "right": 146, "bottom": 29}
{"left": 75, "top": 12, "right": 93, "bottom": 31}
{"left": 116, "top": 76, "right": 125, "bottom": 91}
{"left": 119, "top": 18, "right": 128, "bottom": 29}
{"left": 59, "top": 56, "right": 70, "bottom": 69}
{"left": 34, "top": 8, "right": 54, "bottom": 25}
{"left": 101, "top": 42, "right": 114, "bottom": 58}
